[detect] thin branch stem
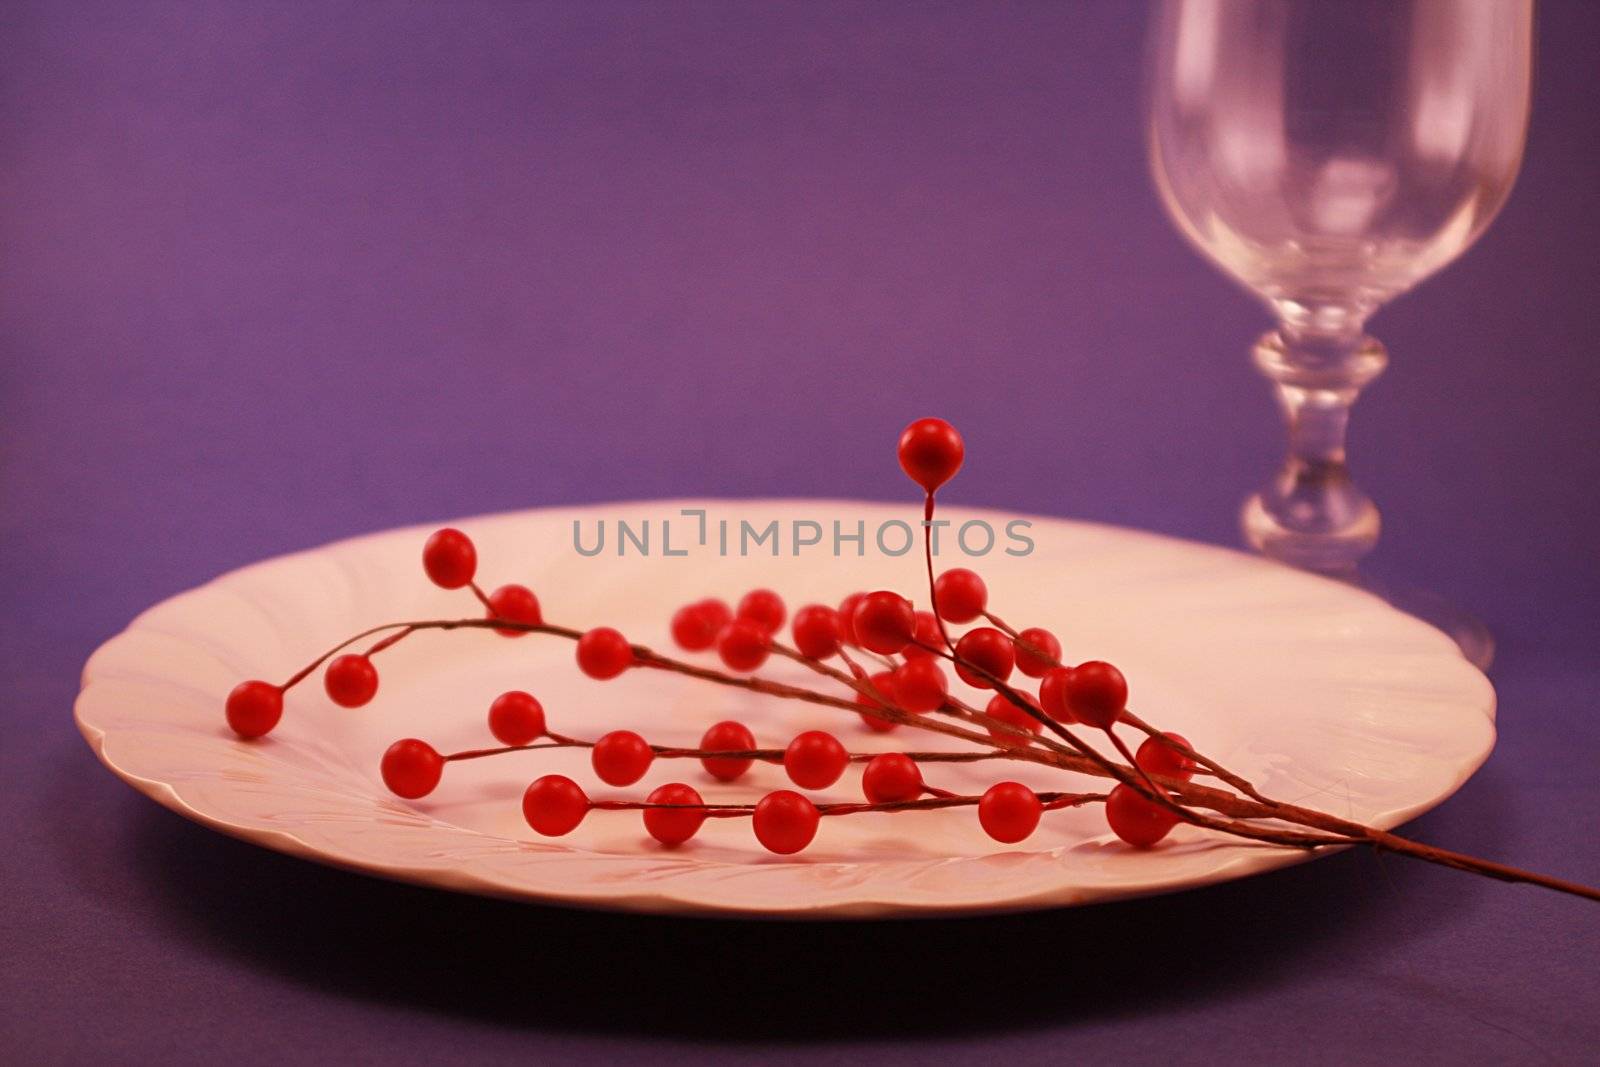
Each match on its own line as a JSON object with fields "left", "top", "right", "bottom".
{"left": 588, "top": 791, "right": 1108, "bottom": 818}
{"left": 442, "top": 736, "right": 1018, "bottom": 766}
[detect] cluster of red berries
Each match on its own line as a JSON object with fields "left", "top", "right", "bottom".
{"left": 663, "top": 581, "right": 1190, "bottom": 848}
{"left": 373, "top": 675, "right": 1058, "bottom": 852}
{"left": 666, "top": 574, "right": 1123, "bottom": 730}
{"left": 719, "top": 589, "right": 1138, "bottom": 753}
{"left": 224, "top": 415, "right": 1192, "bottom": 856}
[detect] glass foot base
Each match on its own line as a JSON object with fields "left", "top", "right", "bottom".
{"left": 1354, "top": 576, "right": 1495, "bottom": 671}
{"left": 1242, "top": 492, "right": 1380, "bottom": 574}
{"left": 1239, "top": 494, "right": 1493, "bottom": 669}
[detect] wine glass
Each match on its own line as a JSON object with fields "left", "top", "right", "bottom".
{"left": 1146, "top": 0, "right": 1532, "bottom": 666}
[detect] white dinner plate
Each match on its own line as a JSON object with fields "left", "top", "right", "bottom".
{"left": 76, "top": 500, "right": 1495, "bottom": 918}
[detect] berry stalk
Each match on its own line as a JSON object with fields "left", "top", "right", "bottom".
{"left": 587, "top": 791, "right": 1104, "bottom": 817}
{"left": 218, "top": 419, "right": 1600, "bottom": 903}
{"left": 440, "top": 737, "right": 1021, "bottom": 766}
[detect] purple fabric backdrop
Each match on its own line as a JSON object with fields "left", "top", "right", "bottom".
{"left": 3, "top": 1, "right": 1597, "bottom": 1062}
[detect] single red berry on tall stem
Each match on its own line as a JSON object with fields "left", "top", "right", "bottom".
{"left": 854, "top": 671, "right": 900, "bottom": 732}
{"left": 984, "top": 691, "right": 1044, "bottom": 739}
{"left": 487, "top": 690, "right": 545, "bottom": 746}
{"left": 670, "top": 602, "right": 724, "bottom": 651}
{"left": 852, "top": 590, "right": 916, "bottom": 655}
{"left": 861, "top": 753, "right": 923, "bottom": 804}
{"left": 523, "top": 774, "right": 589, "bottom": 836}
{"left": 592, "top": 729, "right": 653, "bottom": 786}
{"left": 421, "top": 528, "right": 477, "bottom": 589}
{"left": 791, "top": 604, "right": 843, "bottom": 660}
{"left": 1105, "top": 783, "right": 1178, "bottom": 847}
{"left": 1136, "top": 732, "right": 1196, "bottom": 782}
{"left": 897, "top": 417, "right": 965, "bottom": 493}
{"left": 978, "top": 781, "right": 1042, "bottom": 843}
{"left": 717, "top": 619, "right": 770, "bottom": 672}
{"left": 576, "top": 627, "right": 634, "bottom": 679}
{"left": 752, "top": 790, "right": 820, "bottom": 855}
{"left": 324, "top": 653, "right": 379, "bottom": 708}
{"left": 1013, "top": 627, "right": 1062, "bottom": 677}
{"left": 784, "top": 730, "right": 848, "bottom": 789}
{"left": 380, "top": 738, "right": 444, "bottom": 799}
{"left": 902, "top": 611, "right": 944, "bottom": 659}
{"left": 1064, "top": 660, "right": 1128, "bottom": 730}
{"left": 642, "top": 783, "right": 707, "bottom": 847}
{"left": 487, "top": 584, "right": 542, "bottom": 637}
{"left": 933, "top": 568, "right": 987, "bottom": 623}
{"left": 699, "top": 720, "right": 757, "bottom": 782}
{"left": 225, "top": 680, "right": 282, "bottom": 739}
{"left": 893, "top": 657, "right": 948, "bottom": 713}
{"left": 953, "top": 627, "right": 1015, "bottom": 688}
{"left": 737, "top": 589, "right": 787, "bottom": 634}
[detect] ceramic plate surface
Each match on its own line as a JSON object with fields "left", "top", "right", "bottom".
{"left": 76, "top": 500, "right": 1495, "bottom": 918}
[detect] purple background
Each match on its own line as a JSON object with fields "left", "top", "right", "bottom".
{"left": 4, "top": 1, "right": 1597, "bottom": 1062}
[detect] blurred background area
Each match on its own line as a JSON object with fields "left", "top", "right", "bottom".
{"left": 1, "top": 0, "right": 1596, "bottom": 662}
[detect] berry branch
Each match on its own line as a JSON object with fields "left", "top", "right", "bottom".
{"left": 218, "top": 419, "right": 1600, "bottom": 903}
{"left": 442, "top": 738, "right": 1022, "bottom": 767}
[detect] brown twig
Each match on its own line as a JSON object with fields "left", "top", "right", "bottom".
{"left": 441, "top": 736, "right": 1018, "bottom": 766}
{"left": 588, "top": 790, "right": 1107, "bottom": 818}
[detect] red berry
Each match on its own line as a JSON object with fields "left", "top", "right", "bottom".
{"left": 978, "top": 781, "right": 1043, "bottom": 843}
{"left": 576, "top": 626, "right": 634, "bottom": 679}
{"left": 953, "top": 627, "right": 1015, "bottom": 688}
{"left": 324, "top": 653, "right": 378, "bottom": 708}
{"left": 224, "top": 680, "right": 283, "bottom": 739}
{"left": 1064, "top": 660, "right": 1128, "bottom": 730}
{"left": 670, "top": 602, "right": 724, "bottom": 651}
{"left": 784, "top": 730, "right": 848, "bottom": 789}
{"left": 1038, "top": 666, "right": 1076, "bottom": 722}
{"left": 1136, "top": 732, "right": 1196, "bottom": 782}
{"left": 736, "top": 588, "right": 787, "bottom": 634}
{"left": 893, "top": 657, "right": 948, "bottom": 713}
{"left": 752, "top": 790, "right": 820, "bottom": 854}
{"left": 592, "top": 729, "right": 653, "bottom": 786}
{"left": 835, "top": 592, "right": 866, "bottom": 646}
{"left": 854, "top": 671, "right": 900, "bottom": 732}
{"left": 487, "top": 583, "right": 542, "bottom": 637}
{"left": 643, "top": 783, "right": 707, "bottom": 847}
{"left": 421, "top": 527, "right": 477, "bottom": 589}
{"left": 1105, "top": 783, "right": 1178, "bottom": 847}
{"left": 933, "top": 568, "right": 987, "bottom": 623}
{"left": 700, "top": 720, "right": 757, "bottom": 782}
{"left": 380, "top": 738, "right": 444, "bottom": 799}
{"left": 697, "top": 598, "right": 732, "bottom": 632}
{"left": 717, "top": 619, "right": 770, "bottom": 672}
{"left": 790, "top": 604, "right": 843, "bottom": 660}
{"left": 852, "top": 590, "right": 916, "bottom": 655}
{"left": 861, "top": 753, "right": 923, "bottom": 804}
{"left": 984, "top": 691, "right": 1044, "bottom": 739}
{"left": 1013, "top": 627, "right": 1062, "bottom": 678}
{"left": 901, "top": 611, "right": 945, "bottom": 659}
{"left": 897, "top": 417, "right": 965, "bottom": 494}
{"left": 487, "top": 690, "right": 545, "bottom": 746}
{"left": 523, "top": 774, "right": 589, "bottom": 836}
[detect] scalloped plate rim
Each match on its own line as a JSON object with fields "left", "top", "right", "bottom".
{"left": 74, "top": 499, "right": 1497, "bottom": 919}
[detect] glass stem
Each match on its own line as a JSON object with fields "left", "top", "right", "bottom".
{"left": 1241, "top": 326, "right": 1388, "bottom": 575}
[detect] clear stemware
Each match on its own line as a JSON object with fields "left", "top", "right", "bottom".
{"left": 1146, "top": 0, "right": 1533, "bottom": 666}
